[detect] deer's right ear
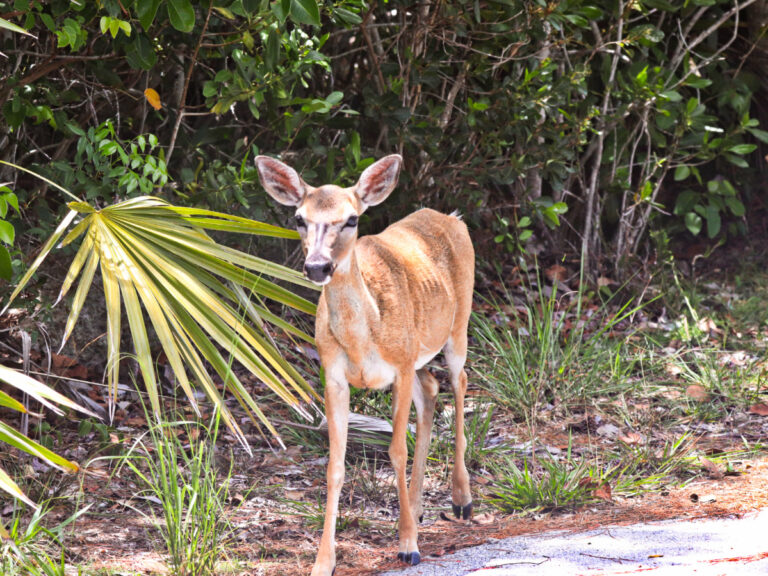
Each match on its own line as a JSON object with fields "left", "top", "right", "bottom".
{"left": 255, "top": 156, "right": 306, "bottom": 206}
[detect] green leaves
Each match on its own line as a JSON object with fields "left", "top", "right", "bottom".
{"left": 57, "top": 120, "right": 167, "bottom": 201}
{"left": 0, "top": 188, "right": 19, "bottom": 216}
{"left": 137, "top": 0, "right": 162, "bottom": 30}
{"left": 265, "top": 27, "right": 282, "bottom": 71}
{"left": 270, "top": 0, "right": 322, "bottom": 25}
{"left": 0, "top": 364, "right": 97, "bottom": 507}
{"left": 0, "top": 185, "right": 19, "bottom": 278}
{"left": 727, "top": 144, "right": 757, "bottom": 155}
{"left": 100, "top": 16, "right": 131, "bottom": 38}
{"left": 296, "top": 91, "right": 344, "bottom": 114}
{"left": 532, "top": 198, "right": 569, "bottom": 229}
{"left": 674, "top": 165, "right": 690, "bottom": 181}
{"left": 675, "top": 176, "right": 745, "bottom": 239}
{"left": 0, "top": 246, "right": 11, "bottom": 280}
{"left": 704, "top": 204, "right": 721, "bottom": 238}
{"left": 126, "top": 34, "right": 158, "bottom": 70}
{"left": 199, "top": 1, "right": 332, "bottom": 119}
{"left": 747, "top": 127, "right": 768, "bottom": 144}
{"left": 290, "top": 0, "right": 321, "bottom": 26}
{"left": 682, "top": 211, "right": 703, "bottom": 237}
{"left": 56, "top": 18, "right": 87, "bottom": 51}
{"left": 0, "top": 220, "right": 13, "bottom": 245}
{"left": 167, "top": 0, "right": 196, "bottom": 32}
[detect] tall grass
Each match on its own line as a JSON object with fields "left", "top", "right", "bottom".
{"left": 115, "top": 409, "right": 235, "bottom": 576}
{"left": 471, "top": 279, "right": 644, "bottom": 421}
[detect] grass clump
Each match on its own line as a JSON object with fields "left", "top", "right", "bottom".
{"left": 486, "top": 432, "right": 747, "bottom": 515}
{"left": 0, "top": 502, "right": 87, "bottom": 576}
{"left": 487, "top": 452, "right": 599, "bottom": 513}
{"left": 116, "top": 410, "right": 236, "bottom": 576}
{"left": 471, "top": 280, "right": 643, "bottom": 421}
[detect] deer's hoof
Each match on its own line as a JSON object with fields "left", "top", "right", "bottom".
{"left": 419, "top": 514, "right": 423, "bottom": 523}
{"left": 397, "top": 551, "right": 421, "bottom": 566}
{"left": 452, "top": 501, "right": 473, "bottom": 520}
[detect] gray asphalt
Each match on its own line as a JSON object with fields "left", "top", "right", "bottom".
{"left": 382, "top": 509, "right": 768, "bottom": 575}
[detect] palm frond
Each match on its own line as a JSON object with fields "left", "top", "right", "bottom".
{"left": 0, "top": 365, "right": 94, "bottom": 507}
{"left": 5, "top": 192, "right": 319, "bottom": 448}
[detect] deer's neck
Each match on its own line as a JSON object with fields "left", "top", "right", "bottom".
{"left": 323, "top": 251, "right": 378, "bottom": 348}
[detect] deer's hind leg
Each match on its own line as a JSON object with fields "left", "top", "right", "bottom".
{"left": 445, "top": 327, "right": 472, "bottom": 520}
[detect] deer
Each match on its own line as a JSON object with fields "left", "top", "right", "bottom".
{"left": 255, "top": 154, "right": 474, "bottom": 575}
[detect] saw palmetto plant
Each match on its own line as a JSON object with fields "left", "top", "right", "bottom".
{"left": 1, "top": 162, "right": 320, "bottom": 448}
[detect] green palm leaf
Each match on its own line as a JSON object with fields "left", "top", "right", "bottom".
{"left": 0, "top": 364, "right": 98, "bottom": 418}
{"left": 4, "top": 188, "right": 319, "bottom": 447}
{"left": 0, "top": 365, "right": 95, "bottom": 507}
{"left": 0, "top": 466, "right": 35, "bottom": 509}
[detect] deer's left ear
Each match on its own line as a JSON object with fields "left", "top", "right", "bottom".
{"left": 355, "top": 154, "right": 402, "bottom": 209}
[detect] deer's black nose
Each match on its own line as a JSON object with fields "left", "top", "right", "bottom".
{"left": 304, "top": 260, "right": 333, "bottom": 284}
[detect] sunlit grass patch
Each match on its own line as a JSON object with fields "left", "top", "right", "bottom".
{"left": 108, "top": 403, "right": 239, "bottom": 576}
{"left": 470, "top": 282, "right": 645, "bottom": 421}
{"left": 0, "top": 501, "right": 87, "bottom": 576}
{"left": 484, "top": 432, "right": 750, "bottom": 514}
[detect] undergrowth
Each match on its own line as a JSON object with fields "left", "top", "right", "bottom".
{"left": 471, "top": 279, "right": 645, "bottom": 421}
{"left": 111, "top": 405, "right": 238, "bottom": 576}
{"left": 0, "top": 501, "right": 86, "bottom": 576}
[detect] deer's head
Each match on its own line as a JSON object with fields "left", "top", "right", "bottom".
{"left": 255, "top": 154, "right": 402, "bottom": 285}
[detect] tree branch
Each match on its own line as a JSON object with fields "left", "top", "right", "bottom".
{"left": 166, "top": 0, "right": 214, "bottom": 165}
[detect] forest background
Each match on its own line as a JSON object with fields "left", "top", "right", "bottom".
{"left": 2, "top": 0, "right": 767, "bottom": 283}
{"left": 2, "top": 1, "right": 768, "bottom": 573}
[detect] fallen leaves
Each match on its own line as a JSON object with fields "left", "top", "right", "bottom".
{"left": 545, "top": 264, "right": 568, "bottom": 283}
{"left": 696, "top": 316, "right": 722, "bottom": 337}
{"left": 122, "top": 415, "right": 147, "bottom": 427}
{"left": 261, "top": 445, "right": 302, "bottom": 467}
{"left": 700, "top": 458, "right": 724, "bottom": 480}
{"left": 578, "top": 477, "right": 613, "bottom": 502}
{"left": 472, "top": 512, "right": 497, "bottom": 525}
{"left": 748, "top": 403, "right": 768, "bottom": 416}
{"left": 50, "top": 352, "right": 89, "bottom": 379}
{"left": 595, "top": 483, "right": 613, "bottom": 501}
{"left": 618, "top": 431, "right": 645, "bottom": 445}
{"left": 686, "top": 384, "right": 710, "bottom": 402}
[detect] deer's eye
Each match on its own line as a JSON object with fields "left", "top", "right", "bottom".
{"left": 344, "top": 215, "right": 358, "bottom": 229}
{"left": 294, "top": 215, "right": 306, "bottom": 229}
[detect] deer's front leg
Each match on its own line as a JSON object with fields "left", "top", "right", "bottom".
{"left": 312, "top": 376, "right": 350, "bottom": 576}
{"left": 409, "top": 369, "right": 439, "bottom": 523}
{"left": 390, "top": 366, "right": 420, "bottom": 566}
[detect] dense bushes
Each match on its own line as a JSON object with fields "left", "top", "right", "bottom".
{"left": 0, "top": 0, "right": 765, "bottom": 284}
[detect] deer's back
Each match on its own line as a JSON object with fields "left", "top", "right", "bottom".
{"left": 356, "top": 209, "right": 474, "bottom": 355}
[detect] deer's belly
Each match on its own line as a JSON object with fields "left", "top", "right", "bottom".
{"left": 356, "top": 351, "right": 397, "bottom": 389}
{"left": 326, "top": 343, "right": 440, "bottom": 389}
{"left": 415, "top": 345, "right": 440, "bottom": 369}
{"left": 328, "top": 349, "right": 396, "bottom": 390}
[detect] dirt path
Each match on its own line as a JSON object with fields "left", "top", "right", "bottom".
{"left": 383, "top": 509, "right": 768, "bottom": 575}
